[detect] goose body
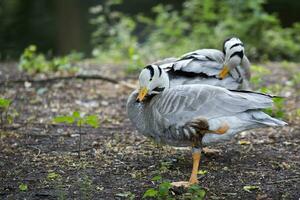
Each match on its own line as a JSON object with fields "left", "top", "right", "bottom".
{"left": 154, "top": 38, "right": 251, "bottom": 90}
{"left": 127, "top": 84, "right": 285, "bottom": 147}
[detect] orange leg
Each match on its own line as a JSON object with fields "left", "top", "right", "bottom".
{"left": 189, "top": 151, "right": 201, "bottom": 184}
{"left": 171, "top": 149, "right": 201, "bottom": 187}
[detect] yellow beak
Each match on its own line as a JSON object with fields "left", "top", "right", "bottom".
{"left": 219, "top": 65, "right": 229, "bottom": 79}
{"left": 136, "top": 87, "right": 148, "bottom": 102}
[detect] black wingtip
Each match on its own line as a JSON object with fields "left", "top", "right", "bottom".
{"left": 229, "top": 89, "right": 286, "bottom": 98}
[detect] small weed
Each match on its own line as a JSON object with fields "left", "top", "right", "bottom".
{"left": 19, "top": 45, "right": 82, "bottom": 74}
{"left": 0, "top": 98, "right": 18, "bottom": 133}
{"left": 143, "top": 181, "right": 173, "bottom": 199}
{"left": 186, "top": 185, "right": 206, "bottom": 200}
{"left": 259, "top": 87, "right": 286, "bottom": 119}
{"left": 19, "top": 183, "right": 28, "bottom": 191}
{"left": 53, "top": 111, "right": 99, "bottom": 158}
{"left": 159, "top": 161, "right": 172, "bottom": 173}
{"left": 47, "top": 171, "right": 61, "bottom": 180}
{"left": 79, "top": 175, "right": 93, "bottom": 200}
{"left": 143, "top": 175, "right": 206, "bottom": 200}
{"left": 197, "top": 170, "right": 207, "bottom": 175}
{"left": 243, "top": 185, "right": 260, "bottom": 193}
{"left": 116, "top": 191, "right": 136, "bottom": 200}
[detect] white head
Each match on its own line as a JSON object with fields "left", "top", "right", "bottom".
{"left": 219, "top": 37, "right": 245, "bottom": 79}
{"left": 137, "top": 65, "right": 169, "bottom": 102}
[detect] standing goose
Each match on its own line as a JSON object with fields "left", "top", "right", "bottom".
{"left": 154, "top": 37, "right": 251, "bottom": 90}
{"left": 127, "top": 65, "right": 286, "bottom": 187}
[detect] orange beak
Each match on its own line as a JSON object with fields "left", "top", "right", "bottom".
{"left": 219, "top": 65, "right": 229, "bottom": 79}
{"left": 136, "top": 87, "right": 148, "bottom": 102}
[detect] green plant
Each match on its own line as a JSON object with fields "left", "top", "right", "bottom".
{"left": 267, "top": 97, "right": 285, "bottom": 119}
{"left": 143, "top": 181, "right": 173, "bottom": 200}
{"left": 19, "top": 183, "right": 28, "bottom": 191}
{"left": 53, "top": 111, "right": 99, "bottom": 158}
{"left": 47, "top": 171, "right": 61, "bottom": 180}
{"left": 243, "top": 185, "right": 260, "bottom": 193}
{"left": 186, "top": 185, "right": 206, "bottom": 200}
{"left": 116, "top": 191, "right": 136, "bottom": 200}
{"left": 79, "top": 175, "right": 93, "bottom": 199}
{"left": 19, "top": 45, "right": 83, "bottom": 74}
{"left": 0, "top": 98, "right": 17, "bottom": 131}
{"left": 259, "top": 86, "right": 286, "bottom": 119}
{"left": 143, "top": 175, "right": 206, "bottom": 199}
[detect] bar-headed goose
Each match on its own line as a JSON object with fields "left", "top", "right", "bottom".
{"left": 127, "top": 65, "right": 286, "bottom": 187}
{"left": 154, "top": 37, "right": 251, "bottom": 90}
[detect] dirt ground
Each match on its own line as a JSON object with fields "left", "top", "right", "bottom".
{"left": 0, "top": 62, "right": 299, "bottom": 200}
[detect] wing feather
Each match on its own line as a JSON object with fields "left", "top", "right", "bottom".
{"left": 150, "top": 85, "right": 273, "bottom": 128}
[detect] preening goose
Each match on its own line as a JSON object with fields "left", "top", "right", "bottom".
{"left": 127, "top": 65, "right": 286, "bottom": 186}
{"left": 154, "top": 37, "right": 251, "bottom": 90}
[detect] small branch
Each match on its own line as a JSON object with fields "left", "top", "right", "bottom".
{"left": 0, "top": 74, "right": 137, "bottom": 90}
{"left": 0, "top": 74, "right": 119, "bottom": 85}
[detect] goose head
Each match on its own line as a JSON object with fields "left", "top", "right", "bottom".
{"left": 137, "top": 65, "right": 169, "bottom": 102}
{"left": 219, "top": 37, "right": 246, "bottom": 79}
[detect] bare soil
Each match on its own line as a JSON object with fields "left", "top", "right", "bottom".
{"left": 0, "top": 62, "right": 299, "bottom": 199}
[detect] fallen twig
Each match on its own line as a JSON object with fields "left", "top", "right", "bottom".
{"left": 1, "top": 74, "right": 137, "bottom": 90}
{"left": 1, "top": 74, "right": 120, "bottom": 84}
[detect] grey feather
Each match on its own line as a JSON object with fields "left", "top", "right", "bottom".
{"left": 127, "top": 85, "right": 286, "bottom": 147}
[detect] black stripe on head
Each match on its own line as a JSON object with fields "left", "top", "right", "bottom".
{"left": 230, "top": 50, "right": 244, "bottom": 59}
{"left": 158, "top": 66, "right": 162, "bottom": 77}
{"left": 230, "top": 43, "right": 244, "bottom": 49}
{"left": 222, "top": 37, "right": 234, "bottom": 54}
{"left": 145, "top": 65, "right": 154, "bottom": 81}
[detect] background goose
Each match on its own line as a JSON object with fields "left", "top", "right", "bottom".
{"left": 127, "top": 65, "right": 286, "bottom": 186}
{"left": 153, "top": 37, "right": 251, "bottom": 90}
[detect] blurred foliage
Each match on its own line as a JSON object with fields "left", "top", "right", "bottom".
{"left": 90, "top": 0, "right": 300, "bottom": 67}
{"left": 19, "top": 45, "right": 83, "bottom": 74}
{"left": 90, "top": 0, "right": 139, "bottom": 64}
{"left": 250, "top": 64, "right": 271, "bottom": 88}
{"left": 0, "top": 98, "right": 17, "bottom": 128}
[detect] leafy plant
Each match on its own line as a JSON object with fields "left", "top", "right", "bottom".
{"left": 53, "top": 111, "right": 99, "bottom": 158}
{"left": 0, "top": 98, "right": 17, "bottom": 131}
{"left": 79, "top": 175, "right": 93, "bottom": 199}
{"left": 243, "top": 185, "right": 260, "bottom": 193}
{"left": 267, "top": 97, "right": 285, "bottom": 119}
{"left": 143, "top": 175, "right": 206, "bottom": 200}
{"left": 143, "top": 181, "right": 173, "bottom": 200}
{"left": 116, "top": 191, "right": 136, "bottom": 200}
{"left": 187, "top": 184, "right": 206, "bottom": 200}
{"left": 19, "top": 45, "right": 83, "bottom": 74}
{"left": 19, "top": 183, "right": 28, "bottom": 191}
{"left": 259, "top": 87, "right": 286, "bottom": 119}
{"left": 47, "top": 172, "right": 61, "bottom": 180}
